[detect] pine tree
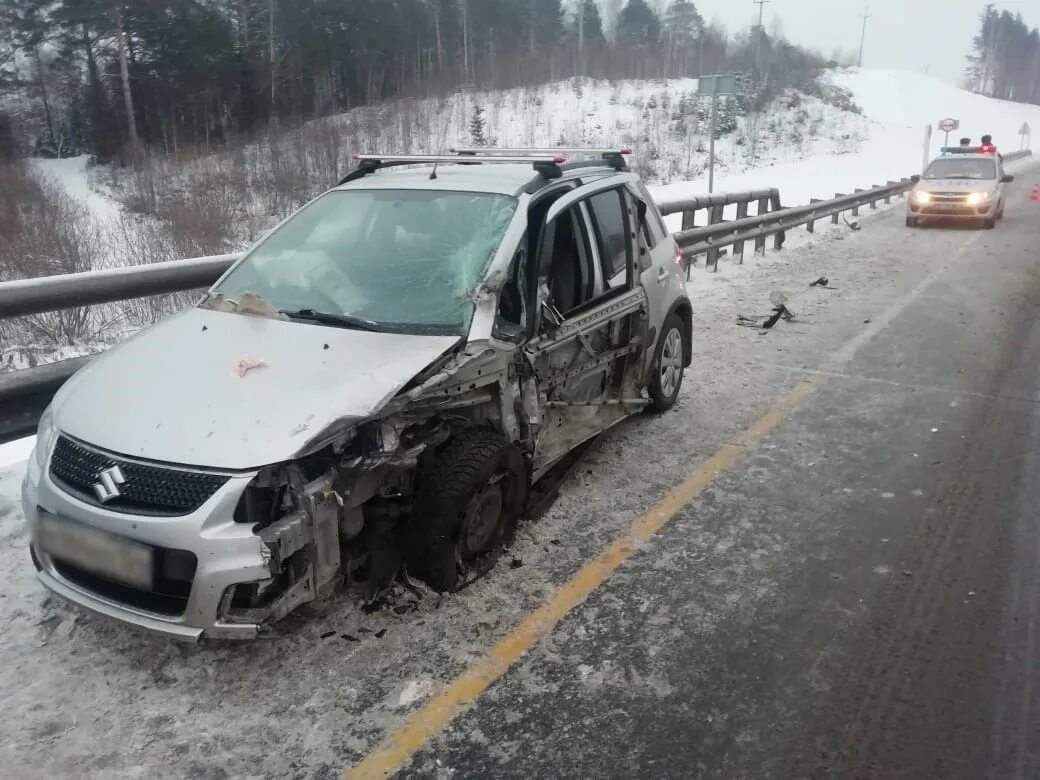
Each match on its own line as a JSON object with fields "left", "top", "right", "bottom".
{"left": 615, "top": 0, "right": 662, "bottom": 48}
{"left": 469, "top": 105, "right": 487, "bottom": 146}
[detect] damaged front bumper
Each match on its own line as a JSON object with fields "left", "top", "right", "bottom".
{"left": 22, "top": 455, "right": 301, "bottom": 641}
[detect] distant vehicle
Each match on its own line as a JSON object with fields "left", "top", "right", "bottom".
{"left": 21, "top": 148, "right": 693, "bottom": 640}
{"left": 907, "top": 146, "right": 1013, "bottom": 229}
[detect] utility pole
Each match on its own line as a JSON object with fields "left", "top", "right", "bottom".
{"left": 577, "top": 0, "right": 585, "bottom": 78}
{"left": 753, "top": 0, "right": 770, "bottom": 74}
{"left": 857, "top": 8, "right": 870, "bottom": 68}
{"left": 750, "top": 0, "right": 770, "bottom": 165}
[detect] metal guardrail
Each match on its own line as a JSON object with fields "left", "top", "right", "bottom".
{"left": 0, "top": 253, "right": 239, "bottom": 443}
{"left": 661, "top": 180, "right": 916, "bottom": 271}
{"left": 1, "top": 153, "right": 1034, "bottom": 444}
{"left": 656, "top": 188, "right": 784, "bottom": 267}
{"left": 1003, "top": 149, "right": 1034, "bottom": 163}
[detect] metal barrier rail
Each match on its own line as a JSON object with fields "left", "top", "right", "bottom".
{"left": 672, "top": 179, "right": 915, "bottom": 268}
{"left": 656, "top": 188, "right": 783, "bottom": 266}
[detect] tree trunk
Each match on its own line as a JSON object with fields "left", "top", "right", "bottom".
{"left": 434, "top": 6, "right": 444, "bottom": 71}
{"left": 32, "top": 46, "right": 57, "bottom": 153}
{"left": 111, "top": 1, "right": 141, "bottom": 162}
{"left": 461, "top": 0, "right": 470, "bottom": 83}
{"left": 269, "top": 0, "right": 278, "bottom": 119}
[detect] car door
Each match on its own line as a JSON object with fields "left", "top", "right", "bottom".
{"left": 523, "top": 180, "right": 649, "bottom": 476}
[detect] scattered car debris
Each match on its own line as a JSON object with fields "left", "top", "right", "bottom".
{"left": 375, "top": 629, "right": 388, "bottom": 639}
{"left": 810, "top": 276, "right": 830, "bottom": 287}
{"left": 510, "top": 557, "right": 524, "bottom": 569}
{"left": 738, "top": 305, "right": 796, "bottom": 330}
{"left": 341, "top": 634, "right": 360, "bottom": 642}
{"left": 233, "top": 357, "right": 267, "bottom": 377}
{"left": 320, "top": 630, "right": 336, "bottom": 639}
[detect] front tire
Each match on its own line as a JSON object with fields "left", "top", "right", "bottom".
{"left": 906, "top": 216, "right": 918, "bottom": 227}
{"left": 983, "top": 217, "right": 996, "bottom": 230}
{"left": 648, "top": 313, "right": 687, "bottom": 413}
{"left": 407, "top": 431, "right": 527, "bottom": 592}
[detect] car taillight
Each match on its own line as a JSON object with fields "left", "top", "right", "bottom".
{"left": 674, "top": 243, "right": 685, "bottom": 269}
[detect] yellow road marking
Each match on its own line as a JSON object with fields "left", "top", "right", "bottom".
{"left": 344, "top": 378, "right": 820, "bottom": 779}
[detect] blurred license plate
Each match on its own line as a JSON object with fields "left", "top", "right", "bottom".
{"left": 934, "top": 202, "right": 960, "bottom": 210}
{"left": 37, "top": 514, "right": 154, "bottom": 590}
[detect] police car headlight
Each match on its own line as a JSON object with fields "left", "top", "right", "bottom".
{"left": 31, "top": 408, "right": 57, "bottom": 471}
{"left": 912, "top": 191, "right": 932, "bottom": 203}
{"left": 965, "top": 191, "right": 993, "bottom": 205}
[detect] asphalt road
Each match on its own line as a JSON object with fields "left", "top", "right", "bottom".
{"left": 1, "top": 166, "right": 1039, "bottom": 779}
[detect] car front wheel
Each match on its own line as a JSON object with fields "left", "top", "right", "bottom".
{"left": 648, "top": 312, "right": 687, "bottom": 413}
{"left": 407, "top": 431, "right": 527, "bottom": 591}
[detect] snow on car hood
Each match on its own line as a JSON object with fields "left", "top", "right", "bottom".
{"left": 51, "top": 307, "right": 460, "bottom": 470}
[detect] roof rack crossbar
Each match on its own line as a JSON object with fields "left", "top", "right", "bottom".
{"left": 337, "top": 153, "right": 568, "bottom": 184}
{"left": 451, "top": 147, "right": 631, "bottom": 172}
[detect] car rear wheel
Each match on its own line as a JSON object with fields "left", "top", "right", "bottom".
{"left": 648, "top": 313, "right": 687, "bottom": 413}
{"left": 407, "top": 431, "right": 527, "bottom": 592}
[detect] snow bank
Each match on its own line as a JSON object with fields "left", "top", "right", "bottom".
{"left": 30, "top": 156, "right": 124, "bottom": 227}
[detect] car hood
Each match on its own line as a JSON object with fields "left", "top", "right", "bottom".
{"left": 52, "top": 308, "right": 461, "bottom": 470}
{"left": 917, "top": 178, "right": 997, "bottom": 193}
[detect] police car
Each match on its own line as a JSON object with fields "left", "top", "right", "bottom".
{"left": 907, "top": 138, "right": 1013, "bottom": 229}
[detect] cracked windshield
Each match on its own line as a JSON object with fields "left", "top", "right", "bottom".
{"left": 2, "top": 0, "right": 1040, "bottom": 778}
{"left": 212, "top": 190, "right": 517, "bottom": 333}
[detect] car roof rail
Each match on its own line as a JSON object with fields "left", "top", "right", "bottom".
{"left": 452, "top": 147, "right": 632, "bottom": 172}
{"left": 337, "top": 153, "right": 568, "bottom": 185}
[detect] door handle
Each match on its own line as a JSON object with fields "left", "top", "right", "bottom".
{"left": 656, "top": 267, "right": 670, "bottom": 282}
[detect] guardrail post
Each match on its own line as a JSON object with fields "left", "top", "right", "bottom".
{"left": 832, "top": 194, "right": 846, "bottom": 224}
{"left": 885, "top": 181, "right": 898, "bottom": 203}
{"left": 869, "top": 186, "right": 881, "bottom": 209}
{"left": 770, "top": 191, "right": 785, "bottom": 250}
{"left": 706, "top": 204, "right": 725, "bottom": 269}
{"left": 755, "top": 196, "right": 769, "bottom": 253}
{"left": 681, "top": 207, "right": 698, "bottom": 232}
{"left": 807, "top": 199, "right": 822, "bottom": 233}
{"left": 733, "top": 200, "right": 749, "bottom": 262}
{"left": 852, "top": 189, "right": 864, "bottom": 216}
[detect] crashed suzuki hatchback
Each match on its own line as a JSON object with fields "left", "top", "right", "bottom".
{"left": 22, "top": 149, "right": 692, "bottom": 640}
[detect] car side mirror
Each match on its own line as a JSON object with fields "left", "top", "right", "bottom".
{"left": 910, "top": 175, "right": 921, "bottom": 183}
{"left": 1002, "top": 174, "right": 1014, "bottom": 183}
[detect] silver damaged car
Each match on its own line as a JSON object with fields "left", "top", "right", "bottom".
{"left": 22, "top": 149, "right": 693, "bottom": 640}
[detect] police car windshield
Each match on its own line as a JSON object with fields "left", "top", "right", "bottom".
{"left": 924, "top": 158, "right": 996, "bottom": 180}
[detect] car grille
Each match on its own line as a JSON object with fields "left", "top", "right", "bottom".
{"left": 52, "top": 546, "right": 197, "bottom": 617}
{"left": 49, "top": 436, "right": 229, "bottom": 516}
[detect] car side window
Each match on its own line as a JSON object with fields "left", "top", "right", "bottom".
{"left": 586, "top": 189, "right": 632, "bottom": 291}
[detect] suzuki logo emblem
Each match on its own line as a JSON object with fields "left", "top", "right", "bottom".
{"left": 93, "top": 465, "right": 128, "bottom": 503}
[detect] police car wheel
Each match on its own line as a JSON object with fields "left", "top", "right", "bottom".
{"left": 983, "top": 217, "right": 996, "bottom": 230}
{"left": 906, "top": 216, "right": 918, "bottom": 227}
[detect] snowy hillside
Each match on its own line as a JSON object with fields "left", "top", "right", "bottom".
{"left": 655, "top": 68, "right": 1040, "bottom": 208}
{"left": 337, "top": 77, "right": 871, "bottom": 188}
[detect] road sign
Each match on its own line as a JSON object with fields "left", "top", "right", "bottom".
{"left": 697, "top": 75, "right": 738, "bottom": 194}
{"left": 698, "top": 74, "right": 737, "bottom": 97}
{"left": 939, "top": 118, "right": 959, "bottom": 132}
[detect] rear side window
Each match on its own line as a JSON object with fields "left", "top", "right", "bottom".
{"left": 587, "top": 190, "right": 631, "bottom": 283}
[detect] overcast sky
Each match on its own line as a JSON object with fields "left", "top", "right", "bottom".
{"left": 667, "top": 0, "right": 1038, "bottom": 86}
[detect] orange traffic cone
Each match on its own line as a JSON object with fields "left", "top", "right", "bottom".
{"left": 1031, "top": 184, "right": 1040, "bottom": 203}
